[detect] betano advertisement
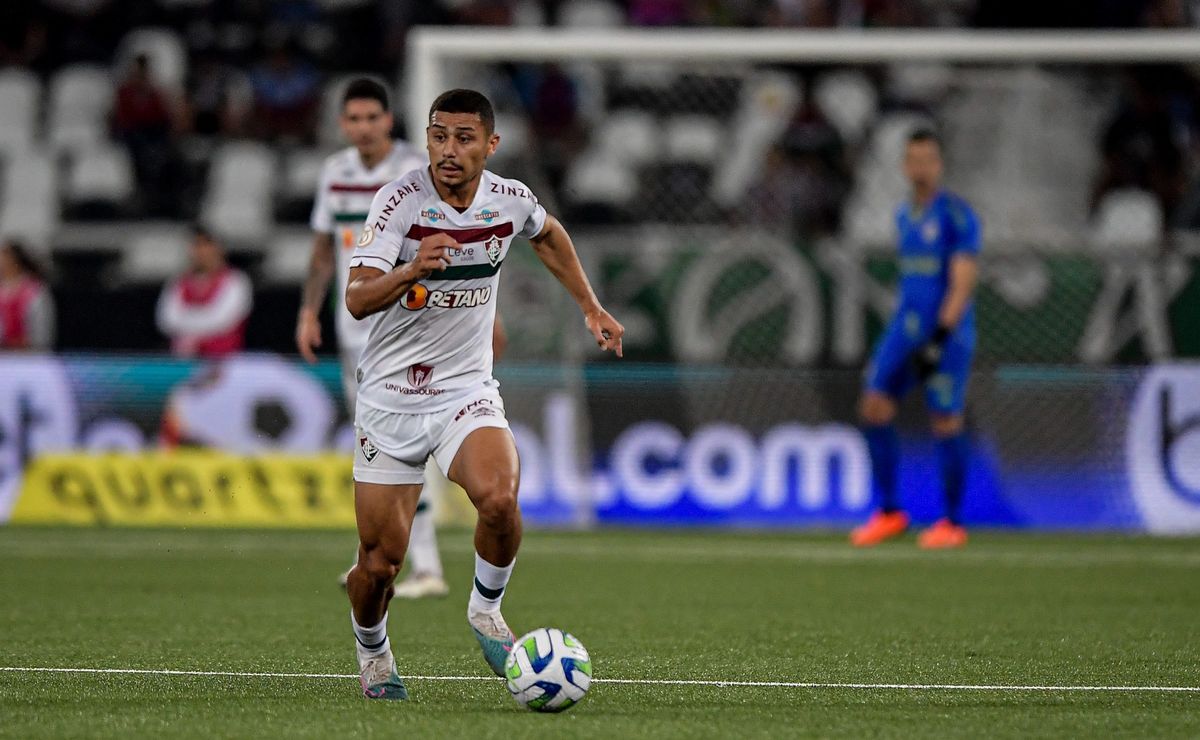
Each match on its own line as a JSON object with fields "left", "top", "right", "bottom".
{"left": 1, "top": 354, "right": 1198, "bottom": 532}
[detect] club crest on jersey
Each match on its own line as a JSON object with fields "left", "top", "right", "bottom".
{"left": 421, "top": 207, "right": 447, "bottom": 222}
{"left": 407, "top": 363, "right": 435, "bottom": 389}
{"left": 359, "top": 435, "right": 379, "bottom": 463}
{"left": 357, "top": 225, "right": 375, "bottom": 247}
{"left": 475, "top": 209, "right": 501, "bottom": 223}
{"left": 485, "top": 235, "right": 502, "bottom": 266}
{"left": 922, "top": 219, "right": 940, "bottom": 243}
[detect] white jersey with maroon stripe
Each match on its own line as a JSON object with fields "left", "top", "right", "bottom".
{"left": 350, "top": 166, "right": 547, "bottom": 414}
{"left": 310, "top": 141, "right": 426, "bottom": 357}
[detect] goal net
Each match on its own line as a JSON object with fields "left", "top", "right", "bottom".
{"left": 406, "top": 30, "right": 1200, "bottom": 530}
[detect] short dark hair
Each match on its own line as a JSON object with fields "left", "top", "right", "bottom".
{"left": 908, "top": 127, "right": 941, "bottom": 148}
{"left": 2, "top": 239, "right": 46, "bottom": 281}
{"left": 428, "top": 89, "right": 494, "bottom": 134}
{"left": 343, "top": 78, "right": 390, "bottom": 112}
{"left": 191, "top": 224, "right": 218, "bottom": 245}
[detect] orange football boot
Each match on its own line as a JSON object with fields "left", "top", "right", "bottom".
{"left": 917, "top": 518, "right": 968, "bottom": 549}
{"left": 849, "top": 510, "right": 910, "bottom": 547}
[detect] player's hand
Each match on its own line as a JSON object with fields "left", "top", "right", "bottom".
{"left": 410, "top": 234, "right": 458, "bottom": 279}
{"left": 912, "top": 326, "right": 951, "bottom": 380}
{"left": 585, "top": 308, "right": 624, "bottom": 358}
{"left": 295, "top": 308, "right": 322, "bottom": 364}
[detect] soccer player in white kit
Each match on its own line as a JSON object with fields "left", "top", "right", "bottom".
{"left": 343, "top": 89, "right": 624, "bottom": 699}
{"left": 296, "top": 78, "right": 450, "bottom": 599}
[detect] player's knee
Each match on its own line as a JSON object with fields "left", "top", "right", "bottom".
{"left": 931, "top": 414, "right": 964, "bottom": 438}
{"left": 359, "top": 538, "right": 406, "bottom": 583}
{"left": 474, "top": 476, "right": 519, "bottom": 529}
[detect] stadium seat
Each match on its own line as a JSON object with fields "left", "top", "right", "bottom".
{"left": 595, "top": 110, "right": 657, "bottom": 166}
{"left": 0, "top": 149, "right": 60, "bottom": 248}
{"left": 47, "top": 64, "right": 114, "bottom": 154}
{"left": 563, "top": 153, "right": 636, "bottom": 208}
{"left": 559, "top": 0, "right": 626, "bottom": 27}
{"left": 1091, "top": 189, "right": 1163, "bottom": 251}
{"left": 0, "top": 69, "right": 41, "bottom": 156}
{"left": 64, "top": 144, "right": 136, "bottom": 214}
{"left": 261, "top": 229, "right": 316, "bottom": 284}
{"left": 813, "top": 70, "right": 878, "bottom": 146}
{"left": 664, "top": 115, "right": 723, "bottom": 164}
{"left": 280, "top": 148, "right": 325, "bottom": 203}
{"left": 711, "top": 71, "right": 801, "bottom": 208}
{"left": 513, "top": 0, "right": 547, "bottom": 26}
{"left": 118, "top": 228, "right": 191, "bottom": 283}
{"left": 200, "top": 141, "right": 277, "bottom": 246}
{"left": 114, "top": 28, "right": 188, "bottom": 95}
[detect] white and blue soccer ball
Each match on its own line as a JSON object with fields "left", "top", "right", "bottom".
{"left": 504, "top": 627, "right": 592, "bottom": 712}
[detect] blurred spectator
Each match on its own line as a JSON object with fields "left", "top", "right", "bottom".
{"left": 1093, "top": 69, "right": 1187, "bottom": 219}
{"left": 0, "top": 240, "right": 55, "bottom": 352}
{"left": 529, "top": 64, "right": 584, "bottom": 190}
{"left": 184, "top": 52, "right": 252, "bottom": 137}
{"left": 156, "top": 227, "right": 253, "bottom": 358}
{"left": 249, "top": 43, "right": 320, "bottom": 142}
{"left": 630, "top": 0, "right": 690, "bottom": 26}
{"left": 114, "top": 54, "right": 177, "bottom": 215}
{"left": 0, "top": 2, "right": 49, "bottom": 68}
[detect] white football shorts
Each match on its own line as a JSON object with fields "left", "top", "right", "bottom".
{"left": 353, "top": 383, "right": 510, "bottom": 485}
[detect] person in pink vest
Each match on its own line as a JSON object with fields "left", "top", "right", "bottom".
{"left": 0, "top": 239, "right": 55, "bottom": 352}
{"left": 155, "top": 226, "right": 252, "bottom": 358}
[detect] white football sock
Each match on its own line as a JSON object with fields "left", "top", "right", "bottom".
{"left": 351, "top": 610, "right": 390, "bottom": 660}
{"left": 468, "top": 552, "right": 514, "bottom": 614}
{"left": 406, "top": 498, "right": 443, "bottom": 578}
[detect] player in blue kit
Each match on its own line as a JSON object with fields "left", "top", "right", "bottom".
{"left": 850, "top": 128, "right": 980, "bottom": 549}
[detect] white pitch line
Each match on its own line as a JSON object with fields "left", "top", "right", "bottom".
{"left": 2, "top": 667, "right": 1197, "bottom": 693}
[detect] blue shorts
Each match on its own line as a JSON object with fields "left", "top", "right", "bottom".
{"left": 864, "top": 316, "right": 974, "bottom": 414}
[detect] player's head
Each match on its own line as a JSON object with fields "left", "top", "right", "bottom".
{"left": 341, "top": 78, "right": 393, "bottom": 153}
{"left": 188, "top": 225, "right": 225, "bottom": 274}
{"left": 427, "top": 89, "right": 499, "bottom": 190}
{"left": 904, "top": 128, "right": 943, "bottom": 195}
{"left": 0, "top": 238, "right": 44, "bottom": 281}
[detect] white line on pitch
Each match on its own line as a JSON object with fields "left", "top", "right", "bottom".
{"left": 2, "top": 667, "right": 1197, "bottom": 693}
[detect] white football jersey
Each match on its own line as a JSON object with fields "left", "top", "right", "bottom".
{"left": 310, "top": 141, "right": 427, "bottom": 357}
{"left": 350, "top": 166, "right": 547, "bottom": 414}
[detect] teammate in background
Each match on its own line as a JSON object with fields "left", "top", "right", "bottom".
{"left": 850, "top": 128, "right": 980, "bottom": 550}
{"left": 296, "top": 78, "right": 454, "bottom": 598}
{"left": 156, "top": 226, "right": 252, "bottom": 358}
{"left": 0, "top": 239, "right": 55, "bottom": 351}
{"left": 343, "top": 89, "right": 623, "bottom": 699}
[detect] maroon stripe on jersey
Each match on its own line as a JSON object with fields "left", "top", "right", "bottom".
{"left": 404, "top": 222, "right": 515, "bottom": 243}
{"left": 329, "top": 183, "right": 390, "bottom": 193}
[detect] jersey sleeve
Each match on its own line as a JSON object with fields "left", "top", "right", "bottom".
{"left": 309, "top": 161, "right": 334, "bottom": 234}
{"left": 349, "top": 184, "right": 407, "bottom": 273}
{"left": 516, "top": 188, "right": 548, "bottom": 239}
{"left": 946, "top": 199, "right": 981, "bottom": 256}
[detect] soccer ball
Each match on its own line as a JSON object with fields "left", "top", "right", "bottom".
{"left": 504, "top": 627, "right": 592, "bottom": 712}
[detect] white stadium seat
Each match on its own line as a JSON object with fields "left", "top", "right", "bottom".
{"left": 114, "top": 28, "right": 188, "bottom": 95}
{"left": 262, "top": 229, "right": 315, "bottom": 285}
{"left": 596, "top": 110, "right": 657, "bottom": 166}
{"left": 280, "top": 148, "right": 325, "bottom": 201}
{"left": 65, "top": 144, "right": 136, "bottom": 207}
{"left": 1091, "top": 189, "right": 1163, "bottom": 251}
{"left": 563, "top": 152, "right": 636, "bottom": 207}
{"left": 814, "top": 70, "right": 878, "bottom": 146}
{"left": 47, "top": 64, "right": 114, "bottom": 154}
{"left": 559, "top": 0, "right": 626, "bottom": 27}
{"left": 0, "top": 149, "right": 60, "bottom": 248}
{"left": 0, "top": 69, "right": 41, "bottom": 156}
{"left": 200, "top": 141, "right": 277, "bottom": 246}
{"left": 119, "top": 228, "right": 191, "bottom": 283}
{"left": 664, "top": 115, "right": 723, "bottom": 164}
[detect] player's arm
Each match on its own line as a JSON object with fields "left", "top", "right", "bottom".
{"left": 528, "top": 215, "right": 623, "bottom": 357}
{"left": 937, "top": 255, "right": 978, "bottom": 331}
{"left": 295, "top": 232, "right": 335, "bottom": 363}
{"left": 344, "top": 234, "right": 456, "bottom": 319}
{"left": 914, "top": 202, "right": 981, "bottom": 379}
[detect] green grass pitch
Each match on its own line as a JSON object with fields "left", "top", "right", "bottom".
{"left": 1, "top": 527, "right": 1198, "bottom": 738}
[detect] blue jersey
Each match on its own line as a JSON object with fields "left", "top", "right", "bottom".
{"left": 893, "top": 190, "right": 981, "bottom": 339}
